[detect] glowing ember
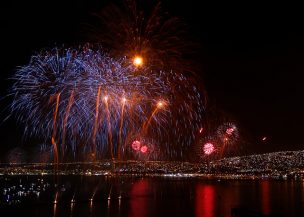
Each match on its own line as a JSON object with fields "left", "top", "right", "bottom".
{"left": 199, "top": 128, "right": 204, "bottom": 134}
{"left": 203, "top": 143, "right": 215, "bottom": 155}
{"left": 132, "top": 140, "right": 141, "bottom": 151}
{"left": 140, "top": 145, "right": 148, "bottom": 153}
{"left": 133, "top": 56, "right": 143, "bottom": 67}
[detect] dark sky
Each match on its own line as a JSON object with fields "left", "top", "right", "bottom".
{"left": 0, "top": 0, "right": 303, "bottom": 157}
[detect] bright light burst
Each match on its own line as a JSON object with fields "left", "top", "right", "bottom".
{"left": 133, "top": 56, "right": 143, "bottom": 67}
{"left": 157, "top": 101, "right": 164, "bottom": 108}
{"left": 203, "top": 143, "right": 215, "bottom": 155}
{"left": 194, "top": 136, "right": 218, "bottom": 161}
{"left": 10, "top": 46, "right": 205, "bottom": 161}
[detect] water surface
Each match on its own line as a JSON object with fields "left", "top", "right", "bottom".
{"left": 0, "top": 176, "right": 303, "bottom": 217}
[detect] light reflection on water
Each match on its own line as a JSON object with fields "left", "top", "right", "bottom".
{"left": 196, "top": 184, "right": 215, "bottom": 217}
{"left": 0, "top": 176, "right": 303, "bottom": 217}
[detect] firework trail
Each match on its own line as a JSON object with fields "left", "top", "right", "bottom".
{"left": 51, "top": 93, "right": 60, "bottom": 170}
{"left": 118, "top": 96, "right": 127, "bottom": 160}
{"left": 61, "top": 90, "right": 74, "bottom": 158}
{"left": 92, "top": 86, "right": 101, "bottom": 160}
{"left": 11, "top": 46, "right": 205, "bottom": 161}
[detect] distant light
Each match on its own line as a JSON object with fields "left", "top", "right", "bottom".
{"left": 122, "top": 97, "right": 127, "bottom": 103}
{"left": 262, "top": 136, "right": 267, "bottom": 141}
{"left": 104, "top": 96, "right": 108, "bottom": 102}
{"left": 133, "top": 56, "right": 143, "bottom": 67}
{"left": 140, "top": 145, "right": 148, "bottom": 153}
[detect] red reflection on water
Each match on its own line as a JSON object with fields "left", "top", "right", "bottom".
{"left": 129, "top": 180, "right": 149, "bottom": 217}
{"left": 261, "top": 181, "right": 270, "bottom": 215}
{"left": 196, "top": 184, "right": 215, "bottom": 217}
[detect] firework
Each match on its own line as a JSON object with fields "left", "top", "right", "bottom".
{"left": 85, "top": 0, "right": 199, "bottom": 74}
{"left": 194, "top": 136, "right": 219, "bottom": 161}
{"left": 11, "top": 46, "right": 205, "bottom": 161}
{"left": 215, "top": 122, "right": 241, "bottom": 157}
{"left": 140, "top": 145, "right": 148, "bottom": 153}
{"left": 131, "top": 140, "right": 141, "bottom": 151}
{"left": 130, "top": 137, "right": 160, "bottom": 160}
{"left": 216, "top": 122, "right": 239, "bottom": 144}
{"left": 203, "top": 143, "right": 215, "bottom": 155}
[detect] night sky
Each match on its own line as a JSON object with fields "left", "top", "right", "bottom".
{"left": 0, "top": 0, "right": 303, "bottom": 158}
